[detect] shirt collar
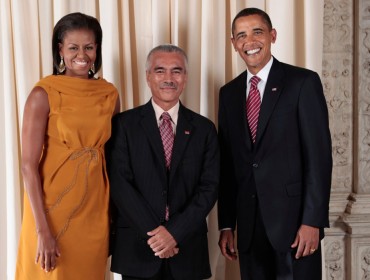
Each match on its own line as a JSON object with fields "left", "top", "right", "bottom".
{"left": 151, "top": 99, "right": 179, "bottom": 125}
{"left": 247, "top": 56, "right": 273, "bottom": 84}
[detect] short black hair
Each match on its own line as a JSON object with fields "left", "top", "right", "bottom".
{"left": 52, "top": 12, "right": 102, "bottom": 78}
{"left": 232, "top": 8, "right": 273, "bottom": 37}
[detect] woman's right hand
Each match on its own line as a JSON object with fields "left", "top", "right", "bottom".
{"left": 35, "top": 229, "right": 61, "bottom": 272}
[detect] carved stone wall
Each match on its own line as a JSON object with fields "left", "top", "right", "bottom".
{"left": 358, "top": 0, "right": 370, "bottom": 194}
{"left": 323, "top": 0, "right": 353, "bottom": 193}
{"left": 323, "top": 0, "right": 370, "bottom": 279}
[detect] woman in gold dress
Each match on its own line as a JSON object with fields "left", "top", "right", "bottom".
{"left": 15, "top": 12, "right": 120, "bottom": 279}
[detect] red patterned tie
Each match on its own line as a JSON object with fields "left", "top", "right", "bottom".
{"left": 159, "top": 112, "right": 174, "bottom": 221}
{"left": 159, "top": 112, "right": 174, "bottom": 169}
{"left": 246, "top": 76, "right": 261, "bottom": 143}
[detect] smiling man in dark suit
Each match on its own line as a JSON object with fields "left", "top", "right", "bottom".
{"left": 107, "top": 44, "right": 219, "bottom": 280}
{"left": 217, "top": 8, "right": 332, "bottom": 280}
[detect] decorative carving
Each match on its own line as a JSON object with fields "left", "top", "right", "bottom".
{"left": 323, "top": 0, "right": 353, "bottom": 192}
{"left": 323, "top": 55, "right": 352, "bottom": 191}
{"left": 361, "top": 1, "right": 370, "bottom": 20}
{"left": 325, "top": 241, "right": 344, "bottom": 280}
{"left": 323, "top": 1, "right": 352, "bottom": 51}
{"left": 358, "top": 2, "right": 370, "bottom": 193}
{"left": 362, "top": 59, "right": 370, "bottom": 77}
{"left": 361, "top": 247, "right": 370, "bottom": 279}
{"left": 363, "top": 29, "right": 370, "bottom": 53}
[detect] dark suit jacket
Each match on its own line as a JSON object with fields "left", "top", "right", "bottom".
{"left": 106, "top": 101, "right": 219, "bottom": 279}
{"left": 217, "top": 57, "right": 332, "bottom": 252}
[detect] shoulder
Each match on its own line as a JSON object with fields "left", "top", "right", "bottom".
{"left": 35, "top": 75, "right": 56, "bottom": 88}
{"left": 113, "top": 104, "right": 146, "bottom": 123}
{"left": 25, "top": 85, "right": 49, "bottom": 112}
{"left": 220, "top": 70, "right": 248, "bottom": 92}
{"left": 97, "top": 78, "right": 119, "bottom": 92}
{"left": 276, "top": 60, "right": 320, "bottom": 81}
{"left": 180, "top": 105, "right": 216, "bottom": 129}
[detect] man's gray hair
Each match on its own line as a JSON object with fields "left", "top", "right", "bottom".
{"left": 145, "top": 44, "right": 188, "bottom": 72}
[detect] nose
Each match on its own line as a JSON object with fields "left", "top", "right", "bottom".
{"left": 243, "top": 35, "right": 254, "bottom": 45}
{"left": 164, "top": 71, "right": 173, "bottom": 81}
{"left": 77, "top": 47, "right": 86, "bottom": 57}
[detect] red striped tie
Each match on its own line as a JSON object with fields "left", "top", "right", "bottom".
{"left": 159, "top": 112, "right": 174, "bottom": 221}
{"left": 246, "top": 76, "right": 261, "bottom": 143}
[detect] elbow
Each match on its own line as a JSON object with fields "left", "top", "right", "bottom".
{"left": 21, "top": 161, "right": 40, "bottom": 182}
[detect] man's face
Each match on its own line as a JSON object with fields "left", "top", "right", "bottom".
{"left": 231, "top": 14, "right": 277, "bottom": 75}
{"left": 146, "top": 51, "right": 187, "bottom": 110}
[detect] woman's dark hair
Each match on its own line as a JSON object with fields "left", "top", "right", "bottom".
{"left": 52, "top": 12, "right": 102, "bottom": 78}
{"left": 232, "top": 8, "right": 273, "bottom": 37}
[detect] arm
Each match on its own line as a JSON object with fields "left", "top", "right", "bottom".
{"left": 217, "top": 91, "right": 238, "bottom": 231}
{"left": 148, "top": 123, "right": 219, "bottom": 257}
{"left": 21, "top": 86, "right": 60, "bottom": 272}
{"left": 217, "top": 90, "right": 238, "bottom": 259}
{"left": 291, "top": 72, "right": 332, "bottom": 258}
{"left": 106, "top": 115, "right": 160, "bottom": 238}
{"left": 164, "top": 123, "right": 220, "bottom": 244}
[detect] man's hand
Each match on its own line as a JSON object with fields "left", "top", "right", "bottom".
{"left": 147, "top": 225, "right": 178, "bottom": 258}
{"left": 291, "top": 224, "right": 319, "bottom": 259}
{"left": 218, "top": 230, "right": 237, "bottom": 261}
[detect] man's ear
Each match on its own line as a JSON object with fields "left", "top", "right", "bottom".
{"left": 231, "top": 37, "right": 237, "bottom": 51}
{"left": 270, "top": 29, "right": 277, "bottom": 44}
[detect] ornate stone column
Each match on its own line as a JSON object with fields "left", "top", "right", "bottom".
{"left": 323, "top": 1, "right": 353, "bottom": 279}
{"left": 323, "top": 0, "right": 370, "bottom": 279}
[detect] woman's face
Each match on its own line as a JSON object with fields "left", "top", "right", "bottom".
{"left": 59, "top": 29, "right": 97, "bottom": 79}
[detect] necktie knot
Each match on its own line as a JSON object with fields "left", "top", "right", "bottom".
{"left": 250, "top": 76, "right": 261, "bottom": 88}
{"left": 161, "top": 112, "right": 171, "bottom": 121}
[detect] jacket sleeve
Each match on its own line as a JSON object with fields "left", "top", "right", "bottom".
{"left": 106, "top": 115, "right": 159, "bottom": 238}
{"left": 217, "top": 88, "right": 238, "bottom": 231}
{"left": 166, "top": 122, "right": 220, "bottom": 244}
{"left": 298, "top": 71, "right": 332, "bottom": 228}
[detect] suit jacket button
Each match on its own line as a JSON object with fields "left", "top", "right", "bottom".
{"left": 251, "top": 194, "right": 256, "bottom": 198}
{"left": 162, "top": 190, "right": 167, "bottom": 196}
{"left": 252, "top": 163, "right": 258, "bottom": 168}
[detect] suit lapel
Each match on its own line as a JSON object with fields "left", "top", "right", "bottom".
{"left": 255, "top": 58, "right": 284, "bottom": 145}
{"left": 140, "top": 101, "right": 167, "bottom": 175}
{"left": 169, "top": 104, "right": 193, "bottom": 183}
{"left": 236, "top": 71, "right": 253, "bottom": 151}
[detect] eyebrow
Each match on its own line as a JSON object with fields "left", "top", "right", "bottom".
{"left": 66, "top": 42, "right": 95, "bottom": 46}
{"left": 236, "top": 31, "right": 246, "bottom": 38}
{"left": 153, "top": 66, "right": 184, "bottom": 71}
{"left": 172, "top": 67, "right": 184, "bottom": 71}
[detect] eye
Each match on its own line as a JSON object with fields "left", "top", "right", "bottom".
{"left": 85, "top": 46, "right": 95, "bottom": 51}
{"left": 236, "top": 33, "right": 246, "bottom": 40}
{"left": 154, "top": 69, "right": 165, "bottom": 74}
{"left": 69, "top": 46, "right": 78, "bottom": 51}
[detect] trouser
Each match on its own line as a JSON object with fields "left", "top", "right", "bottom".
{"left": 121, "top": 260, "right": 174, "bottom": 280}
{"left": 239, "top": 206, "right": 322, "bottom": 280}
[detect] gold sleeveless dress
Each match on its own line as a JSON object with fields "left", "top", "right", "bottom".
{"left": 15, "top": 75, "right": 119, "bottom": 279}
